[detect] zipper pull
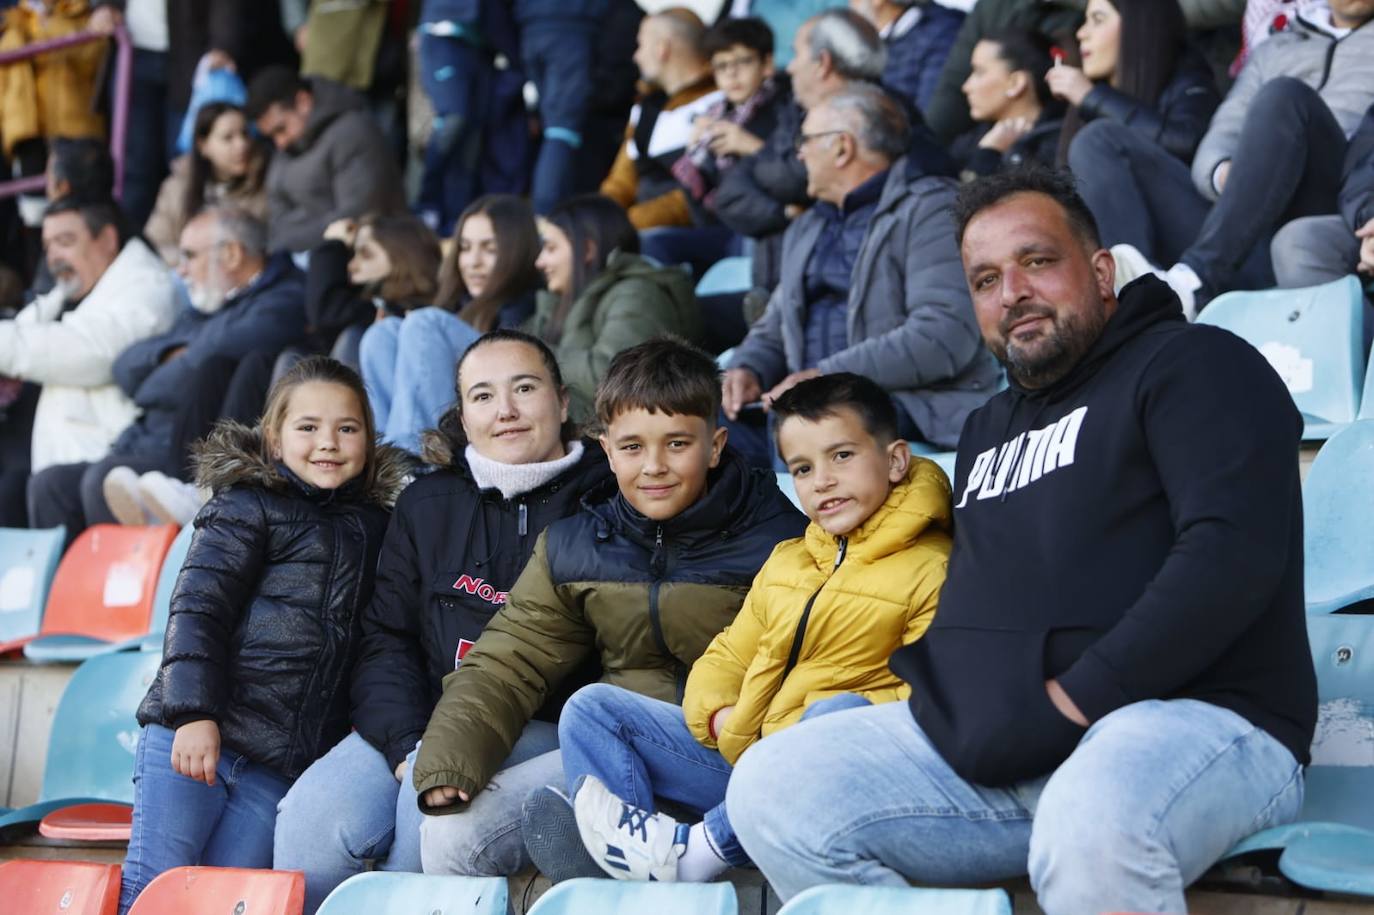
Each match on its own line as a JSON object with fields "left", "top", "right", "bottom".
{"left": 656, "top": 526, "right": 664, "bottom": 550}
{"left": 833, "top": 536, "right": 848, "bottom": 570}
{"left": 652, "top": 525, "right": 666, "bottom": 575}
{"left": 518, "top": 502, "right": 528, "bottom": 537}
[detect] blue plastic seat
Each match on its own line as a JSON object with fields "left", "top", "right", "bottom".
{"left": 0, "top": 525, "right": 65, "bottom": 655}
{"left": 1196, "top": 276, "right": 1364, "bottom": 440}
{"left": 0, "top": 650, "right": 159, "bottom": 838}
{"left": 110, "top": 521, "right": 194, "bottom": 653}
{"left": 695, "top": 256, "right": 752, "bottom": 298}
{"left": 526, "top": 879, "right": 736, "bottom": 915}
{"left": 1215, "top": 613, "right": 1374, "bottom": 896}
{"left": 907, "top": 442, "right": 958, "bottom": 485}
{"left": 1303, "top": 421, "right": 1374, "bottom": 614}
{"left": 1360, "top": 337, "right": 1374, "bottom": 421}
{"left": 317, "top": 872, "right": 507, "bottom": 915}
{"left": 778, "top": 885, "right": 1012, "bottom": 915}
{"left": 775, "top": 471, "right": 801, "bottom": 511}
{"left": 750, "top": 0, "right": 836, "bottom": 66}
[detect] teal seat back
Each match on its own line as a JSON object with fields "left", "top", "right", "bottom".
{"left": 1360, "top": 337, "right": 1374, "bottom": 420}
{"left": 1296, "top": 614, "right": 1374, "bottom": 831}
{"left": 146, "top": 523, "right": 195, "bottom": 640}
{"left": 1303, "top": 421, "right": 1374, "bottom": 614}
{"left": 0, "top": 526, "right": 65, "bottom": 644}
{"left": 40, "top": 651, "right": 161, "bottom": 802}
{"left": 1197, "top": 276, "right": 1364, "bottom": 439}
{"left": 696, "top": 256, "right": 752, "bottom": 297}
{"left": 317, "top": 872, "right": 507, "bottom": 915}
{"left": 526, "top": 879, "right": 737, "bottom": 915}
{"left": 775, "top": 471, "right": 801, "bottom": 511}
{"left": 749, "top": 0, "right": 836, "bottom": 66}
{"left": 779, "top": 885, "right": 1013, "bottom": 915}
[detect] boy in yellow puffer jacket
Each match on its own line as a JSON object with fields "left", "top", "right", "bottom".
{"left": 549, "top": 373, "right": 951, "bottom": 884}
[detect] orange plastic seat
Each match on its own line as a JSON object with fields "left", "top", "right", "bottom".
{"left": 128, "top": 866, "right": 304, "bottom": 915}
{"left": 38, "top": 801, "right": 133, "bottom": 841}
{"left": 23, "top": 524, "right": 179, "bottom": 661}
{"left": 0, "top": 859, "right": 121, "bottom": 915}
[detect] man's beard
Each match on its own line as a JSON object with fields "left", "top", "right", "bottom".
{"left": 187, "top": 281, "right": 228, "bottom": 315}
{"left": 992, "top": 301, "right": 1109, "bottom": 389}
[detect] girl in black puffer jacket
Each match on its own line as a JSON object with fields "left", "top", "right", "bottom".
{"left": 119, "top": 357, "right": 411, "bottom": 915}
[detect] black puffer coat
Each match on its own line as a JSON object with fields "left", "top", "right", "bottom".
{"left": 137, "top": 422, "right": 410, "bottom": 779}
{"left": 350, "top": 432, "right": 613, "bottom": 771}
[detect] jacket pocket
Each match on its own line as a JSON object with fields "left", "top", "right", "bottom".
{"left": 431, "top": 571, "right": 503, "bottom": 670}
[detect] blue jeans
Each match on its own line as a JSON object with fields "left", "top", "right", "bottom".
{"left": 417, "top": 32, "right": 489, "bottom": 234}
{"left": 727, "top": 699, "right": 1304, "bottom": 912}
{"left": 359, "top": 308, "right": 479, "bottom": 454}
{"left": 558, "top": 684, "right": 873, "bottom": 868}
{"left": 273, "top": 733, "right": 424, "bottom": 915}
{"left": 521, "top": 20, "right": 596, "bottom": 213}
{"left": 119, "top": 723, "right": 293, "bottom": 914}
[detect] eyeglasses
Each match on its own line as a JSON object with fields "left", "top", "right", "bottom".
{"left": 712, "top": 53, "right": 760, "bottom": 76}
{"left": 793, "top": 130, "right": 848, "bottom": 153}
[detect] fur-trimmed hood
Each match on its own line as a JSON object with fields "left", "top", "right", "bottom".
{"left": 192, "top": 420, "right": 414, "bottom": 508}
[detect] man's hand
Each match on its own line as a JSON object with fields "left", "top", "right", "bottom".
{"left": 1356, "top": 217, "right": 1374, "bottom": 275}
{"left": 764, "top": 369, "right": 822, "bottom": 407}
{"left": 1214, "top": 160, "right": 1231, "bottom": 194}
{"left": 171, "top": 720, "right": 221, "bottom": 786}
{"left": 1045, "top": 64, "right": 1093, "bottom": 107}
{"left": 324, "top": 218, "right": 358, "bottom": 247}
{"left": 423, "top": 785, "right": 469, "bottom": 808}
{"left": 204, "top": 49, "right": 237, "bottom": 72}
{"left": 710, "top": 705, "right": 735, "bottom": 738}
{"left": 722, "top": 367, "right": 763, "bottom": 420}
{"left": 707, "top": 121, "right": 765, "bottom": 158}
{"left": 1045, "top": 679, "right": 1089, "bottom": 727}
{"left": 87, "top": 6, "right": 123, "bottom": 34}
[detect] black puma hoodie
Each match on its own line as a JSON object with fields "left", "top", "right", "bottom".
{"left": 890, "top": 276, "right": 1318, "bottom": 786}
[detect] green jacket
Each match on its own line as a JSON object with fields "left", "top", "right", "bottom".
{"left": 411, "top": 449, "right": 807, "bottom": 812}
{"left": 527, "top": 251, "right": 700, "bottom": 422}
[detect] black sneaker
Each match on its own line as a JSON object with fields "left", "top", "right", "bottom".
{"left": 522, "top": 784, "right": 604, "bottom": 883}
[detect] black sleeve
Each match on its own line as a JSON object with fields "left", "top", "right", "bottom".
{"left": 1340, "top": 106, "right": 1374, "bottom": 232}
{"left": 306, "top": 240, "right": 373, "bottom": 338}
{"left": 1078, "top": 76, "right": 1219, "bottom": 162}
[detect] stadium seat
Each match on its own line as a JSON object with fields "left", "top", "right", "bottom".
{"left": 38, "top": 800, "right": 133, "bottom": 841}
{"left": 525, "top": 878, "right": 736, "bottom": 915}
{"left": 775, "top": 471, "right": 801, "bottom": 511}
{"left": 0, "top": 525, "right": 66, "bottom": 655}
{"left": 112, "top": 521, "right": 194, "bottom": 653}
{"left": 1303, "top": 421, "right": 1374, "bottom": 614}
{"left": 1360, "top": 338, "right": 1374, "bottom": 421}
{"left": 695, "top": 256, "right": 752, "bottom": 297}
{"left": 23, "top": 523, "right": 179, "bottom": 662}
{"left": 777, "top": 885, "right": 1013, "bottom": 915}
{"left": 0, "top": 650, "right": 159, "bottom": 839}
{"left": 127, "top": 866, "right": 304, "bottom": 915}
{"left": 316, "top": 872, "right": 507, "bottom": 914}
{"left": 750, "top": 0, "right": 836, "bottom": 66}
{"left": 1215, "top": 613, "right": 1374, "bottom": 896}
{"left": 0, "top": 859, "right": 121, "bottom": 915}
{"left": 1197, "top": 275, "right": 1365, "bottom": 440}
{"left": 907, "top": 442, "right": 959, "bottom": 484}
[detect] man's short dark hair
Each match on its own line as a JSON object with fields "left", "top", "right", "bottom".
{"left": 771, "top": 373, "right": 898, "bottom": 446}
{"left": 44, "top": 196, "right": 129, "bottom": 246}
{"left": 48, "top": 138, "right": 114, "bottom": 200}
{"left": 245, "top": 65, "right": 308, "bottom": 121}
{"left": 594, "top": 337, "right": 722, "bottom": 431}
{"left": 703, "top": 17, "right": 774, "bottom": 59}
{"left": 952, "top": 167, "right": 1102, "bottom": 250}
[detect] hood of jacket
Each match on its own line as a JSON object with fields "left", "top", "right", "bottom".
{"left": 801, "top": 455, "right": 952, "bottom": 569}
{"left": 192, "top": 420, "right": 413, "bottom": 507}
{"left": 298, "top": 77, "right": 368, "bottom": 152}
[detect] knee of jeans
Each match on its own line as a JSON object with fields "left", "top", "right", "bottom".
{"left": 723, "top": 739, "right": 787, "bottom": 847}
{"left": 419, "top": 812, "right": 507, "bottom": 876}
{"left": 1028, "top": 779, "right": 1156, "bottom": 906}
{"left": 556, "top": 683, "right": 621, "bottom": 742}
{"left": 1252, "top": 76, "right": 1316, "bottom": 116}
{"left": 397, "top": 307, "right": 453, "bottom": 339}
{"left": 1068, "top": 119, "right": 1132, "bottom": 170}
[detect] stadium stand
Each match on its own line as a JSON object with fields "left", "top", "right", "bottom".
{"left": 316, "top": 872, "right": 508, "bottom": 915}
{"left": 0, "top": 859, "right": 121, "bottom": 915}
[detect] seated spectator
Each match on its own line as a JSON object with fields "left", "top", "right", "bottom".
{"left": 246, "top": 66, "right": 407, "bottom": 254}
{"left": 1113, "top": 0, "right": 1374, "bottom": 317}
{"left": 951, "top": 30, "right": 1065, "bottom": 180}
{"left": 599, "top": 9, "right": 721, "bottom": 231}
{"left": 118, "top": 358, "right": 406, "bottom": 915}
{"left": 527, "top": 194, "right": 699, "bottom": 421}
{"left": 1056, "top": 0, "right": 1221, "bottom": 268}
{"left": 721, "top": 84, "right": 999, "bottom": 467}
{"left": 31, "top": 207, "right": 306, "bottom": 536}
{"left": 0, "top": 199, "right": 176, "bottom": 536}
{"left": 413, "top": 338, "right": 806, "bottom": 877}
{"left": 24, "top": 137, "right": 117, "bottom": 298}
{"left": 145, "top": 102, "right": 270, "bottom": 266}
{"left": 645, "top": 17, "right": 790, "bottom": 280}
{"left": 726, "top": 167, "right": 1316, "bottom": 915}
{"left": 546, "top": 373, "right": 950, "bottom": 883}
{"left": 275, "top": 330, "right": 613, "bottom": 914}
{"left": 852, "top": 0, "right": 965, "bottom": 112}
{"left": 438, "top": 195, "right": 543, "bottom": 333}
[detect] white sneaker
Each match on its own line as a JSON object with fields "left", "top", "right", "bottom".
{"left": 138, "top": 472, "right": 205, "bottom": 527}
{"left": 1109, "top": 243, "right": 1159, "bottom": 293}
{"left": 572, "top": 774, "right": 687, "bottom": 882}
{"left": 1109, "top": 244, "right": 1202, "bottom": 321}
{"left": 1162, "top": 262, "right": 1203, "bottom": 322}
{"left": 102, "top": 466, "right": 150, "bottom": 525}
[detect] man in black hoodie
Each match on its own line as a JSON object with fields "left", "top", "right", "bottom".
{"left": 726, "top": 168, "right": 1317, "bottom": 914}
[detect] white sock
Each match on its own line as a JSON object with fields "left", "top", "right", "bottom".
{"left": 1164, "top": 263, "right": 1203, "bottom": 321}
{"left": 676, "top": 820, "right": 731, "bottom": 882}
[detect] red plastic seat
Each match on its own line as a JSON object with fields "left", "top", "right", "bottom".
{"left": 38, "top": 801, "right": 133, "bottom": 841}
{"left": 0, "top": 859, "right": 121, "bottom": 915}
{"left": 128, "top": 866, "right": 304, "bottom": 915}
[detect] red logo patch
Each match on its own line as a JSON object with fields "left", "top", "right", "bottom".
{"left": 454, "top": 638, "right": 475, "bottom": 669}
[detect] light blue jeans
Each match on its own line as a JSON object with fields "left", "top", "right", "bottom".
{"left": 359, "top": 307, "right": 480, "bottom": 454}
{"left": 727, "top": 699, "right": 1304, "bottom": 913}
{"left": 120, "top": 723, "right": 293, "bottom": 914}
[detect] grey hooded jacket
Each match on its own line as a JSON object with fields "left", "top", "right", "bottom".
{"left": 729, "top": 159, "right": 1001, "bottom": 449}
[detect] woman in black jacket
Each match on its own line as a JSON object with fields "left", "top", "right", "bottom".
{"left": 1050, "top": 0, "right": 1221, "bottom": 267}
{"left": 952, "top": 30, "right": 1066, "bottom": 181}
{"left": 120, "top": 358, "right": 409, "bottom": 914}
{"left": 273, "top": 330, "right": 612, "bottom": 914}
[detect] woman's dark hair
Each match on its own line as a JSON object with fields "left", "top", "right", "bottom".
{"left": 183, "top": 102, "right": 266, "bottom": 225}
{"left": 435, "top": 195, "right": 542, "bottom": 332}
{"left": 542, "top": 194, "right": 639, "bottom": 342}
{"left": 981, "top": 30, "right": 1057, "bottom": 110}
{"left": 1057, "top": 0, "right": 1188, "bottom": 162}
{"left": 358, "top": 214, "right": 443, "bottom": 305}
{"left": 703, "top": 16, "right": 774, "bottom": 59}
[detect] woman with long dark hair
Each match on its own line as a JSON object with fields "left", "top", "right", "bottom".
{"left": 144, "top": 103, "right": 269, "bottom": 266}
{"left": 951, "top": 30, "right": 1066, "bottom": 180}
{"left": 434, "top": 194, "right": 543, "bottom": 333}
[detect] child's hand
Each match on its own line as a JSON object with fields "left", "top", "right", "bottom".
{"left": 423, "top": 785, "right": 469, "bottom": 808}
{"left": 394, "top": 760, "right": 407, "bottom": 782}
{"left": 171, "top": 720, "right": 221, "bottom": 786}
{"left": 710, "top": 705, "right": 735, "bottom": 738}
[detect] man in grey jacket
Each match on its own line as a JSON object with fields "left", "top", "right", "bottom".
{"left": 721, "top": 84, "right": 999, "bottom": 464}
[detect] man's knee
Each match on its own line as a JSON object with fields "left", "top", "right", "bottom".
{"left": 1271, "top": 215, "right": 1358, "bottom": 287}
{"left": 1250, "top": 76, "right": 1322, "bottom": 121}
{"left": 1068, "top": 119, "right": 1136, "bottom": 168}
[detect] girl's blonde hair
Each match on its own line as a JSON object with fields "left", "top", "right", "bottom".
{"left": 260, "top": 356, "right": 379, "bottom": 493}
